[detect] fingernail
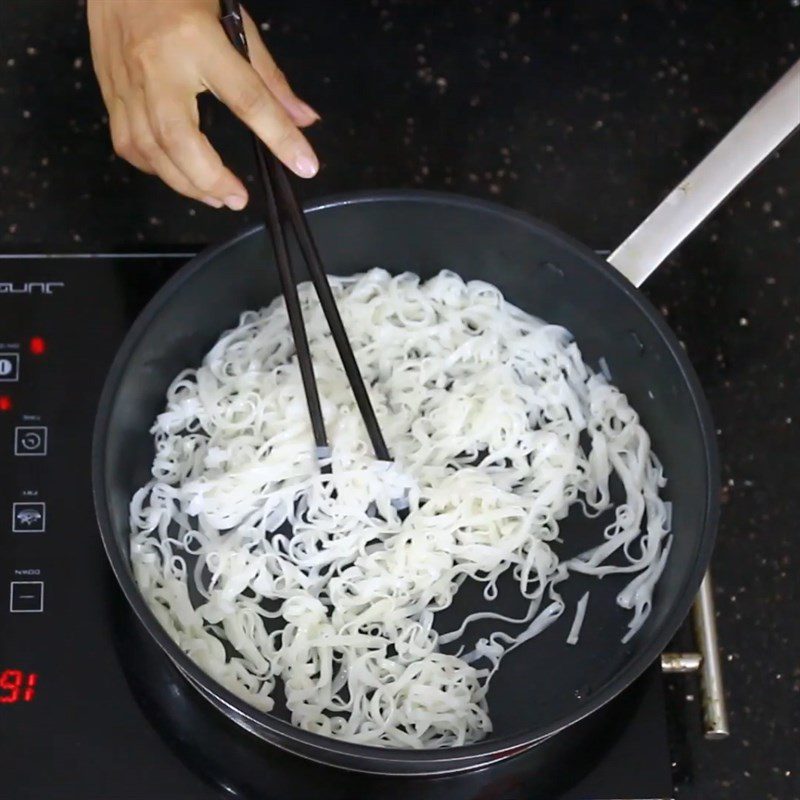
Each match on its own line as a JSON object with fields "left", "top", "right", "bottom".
{"left": 297, "top": 101, "right": 321, "bottom": 122}
{"left": 224, "top": 194, "right": 247, "bottom": 211}
{"left": 203, "top": 195, "right": 224, "bottom": 209}
{"left": 294, "top": 154, "right": 318, "bottom": 179}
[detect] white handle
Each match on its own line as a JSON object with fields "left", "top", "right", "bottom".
{"left": 608, "top": 60, "right": 800, "bottom": 287}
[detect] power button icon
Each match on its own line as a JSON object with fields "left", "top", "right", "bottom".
{"left": 0, "top": 352, "right": 20, "bottom": 382}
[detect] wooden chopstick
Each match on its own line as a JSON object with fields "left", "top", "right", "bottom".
{"left": 220, "top": 0, "right": 390, "bottom": 462}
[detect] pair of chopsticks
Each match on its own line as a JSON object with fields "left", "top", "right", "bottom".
{"left": 219, "top": 0, "right": 390, "bottom": 463}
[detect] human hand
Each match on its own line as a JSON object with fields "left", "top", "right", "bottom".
{"left": 87, "top": 0, "right": 319, "bottom": 209}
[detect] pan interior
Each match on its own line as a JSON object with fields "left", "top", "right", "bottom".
{"left": 98, "top": 193, "right": 715, "bottom": 748}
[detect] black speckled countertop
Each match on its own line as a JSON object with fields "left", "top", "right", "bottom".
{"left": 1, "top": 1, "right": 798, "bottom": 798}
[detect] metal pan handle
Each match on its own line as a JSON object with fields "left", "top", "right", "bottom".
{"left": 608, "top": 59, "right": 800, "bottom": 287}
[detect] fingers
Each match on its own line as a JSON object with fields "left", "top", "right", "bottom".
{"left": 94, "top": 7, "right": 247, "bottom": 208}
{"left": 108, "top": 96, "right": 153, "bottom": 175}
{"left": 242, "top": 10, "right": 319, "bottom": 128}
{"left": 144, "top": 88, "right": 248, "bottom": 209}
{"left": 110, "top": 85, "right": 245, "bottom": 209}
{"left": 201, "top": 33, "right": 319, "bottom": 179}
{"left": 92, "top": 0, "right": 320, "bottom": 207}
{"left": 126, "top": 90, "right": 222, "bottom": 206}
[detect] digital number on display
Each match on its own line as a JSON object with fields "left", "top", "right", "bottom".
{"left": 0, "top": 670, "right": 39, "bottom": 704}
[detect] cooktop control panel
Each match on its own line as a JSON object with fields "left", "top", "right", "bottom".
{"left": 2, "top": 282, "right": 60, "bottom": 710}
{"left": 0, "top": 257, "right": 181, "bottom": 721}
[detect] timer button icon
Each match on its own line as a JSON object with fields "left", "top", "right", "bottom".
{"left": 14, "top": 426, "right": 48, "bottom": 457}
{"left": 0, "top": 352, "right": 20, "bottom": 382}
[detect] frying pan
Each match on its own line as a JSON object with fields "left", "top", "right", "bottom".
{"left": 93, "top": 62, "right": 799, "bottom": 775}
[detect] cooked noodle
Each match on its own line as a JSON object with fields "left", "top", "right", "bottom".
{"left": 130, "top": 269, "right": 671, "bottom": 748}
{"left": 567, "top": 591, "right": 590, "bottom": 645}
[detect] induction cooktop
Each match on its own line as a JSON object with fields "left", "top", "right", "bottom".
{"left": 0, "top": 253, "right": 673, "bottom": 800}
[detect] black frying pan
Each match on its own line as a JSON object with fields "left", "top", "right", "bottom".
{"left": 93, "top": 63, "right": 799, "bottom": 776}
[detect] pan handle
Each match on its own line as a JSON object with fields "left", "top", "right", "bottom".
{"left": 608, "top": 59, "right": 800, "bottom": 286}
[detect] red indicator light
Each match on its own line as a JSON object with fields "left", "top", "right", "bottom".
{"left": 0, "top": 669, "right": 39, "bottom": 703}
{"left": 29, "top": 336, "right": 46, "bottom": 356}
{"left": 0, "top": 395, "right": 12, "bottom": 412}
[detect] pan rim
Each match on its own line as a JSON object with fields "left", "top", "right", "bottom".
{"left": 92, "top": 188, "right": 719, "bottom": 769}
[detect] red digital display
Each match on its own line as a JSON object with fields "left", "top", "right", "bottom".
{"left": 0, "top": 670, "right": 38, "bottom": 704}
{"left": 0, "top": 395, "right": 11, "bottom": 412}
{"left": 29, "top": 336, "right": 47, "bottom": 356}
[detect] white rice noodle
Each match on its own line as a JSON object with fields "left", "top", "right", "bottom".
{"left": 566, "top": 591, "right": 590, "bottom": 645}
{"left": 129, "top": 269, "right": 672, "bottom": 749}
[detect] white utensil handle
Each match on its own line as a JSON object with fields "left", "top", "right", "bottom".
{"left": 608, "top": 60, "right": 800, "bottom": 287}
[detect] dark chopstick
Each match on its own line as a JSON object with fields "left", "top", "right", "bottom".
{"left": 256, "top": 142, "right": 330, "bottom": 454}
{"left": 220, "top": 0, "right": 329, "bottom": 456}
{"left": 268, "top": 161, "right": 391, "bottom": 462}
{"left": 219, "top": 0, "right": 390, "bottom": 462}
